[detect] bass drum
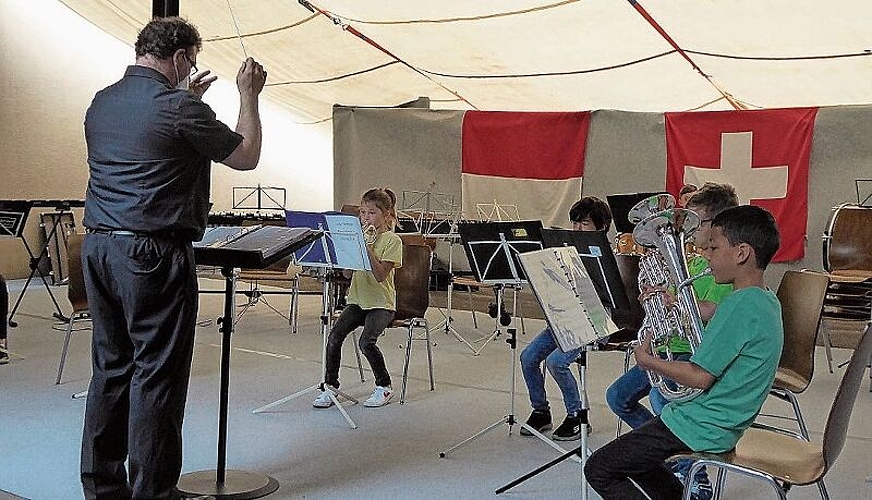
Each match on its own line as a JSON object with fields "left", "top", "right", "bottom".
{"left": 822, "top": 204, "right": 872, "bottom": 273}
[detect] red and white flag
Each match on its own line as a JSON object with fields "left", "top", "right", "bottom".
{"left": 461, "top": 111, "right": 590, "bottom": 228}
{"left": 665, "top": 108, "right": 818, "bottom": 262}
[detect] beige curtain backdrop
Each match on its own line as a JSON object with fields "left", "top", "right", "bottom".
{"left": 333, "top": 105, "right": 872, "bottom": 285}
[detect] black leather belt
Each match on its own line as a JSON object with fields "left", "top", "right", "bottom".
{"left": 85, "top": 228, "right": 184, "bottom": 240}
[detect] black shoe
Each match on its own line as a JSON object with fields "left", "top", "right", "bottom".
{"left": 552, "top": 415, "right": 582, "bottom": 441}
{"left": 0, "top": 344, "right": 8, "bottom": 365}
{"left": 519, "top": 410, "right": 552, "bottom": 436}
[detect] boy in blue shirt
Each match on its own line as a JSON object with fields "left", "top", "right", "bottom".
{"left": 585, "top": 205, "right": 784, "bottom": 500}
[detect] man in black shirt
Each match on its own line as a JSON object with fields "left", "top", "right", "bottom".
{"left": 80, "top": 17, "right": 266, "bottom": 499}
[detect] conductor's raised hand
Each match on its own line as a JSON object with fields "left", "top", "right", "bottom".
{"left": 189, "top": 69, "right": 218, "bottom": 98}
{"left": 237, "top": 57, "right": 267, "bottom": 98}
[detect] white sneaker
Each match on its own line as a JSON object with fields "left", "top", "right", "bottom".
{"left": 312, "top": 385, "right": 338, "bottom": 408}
{"left": 363, "top": 386, "right": 394, "bottom": 407}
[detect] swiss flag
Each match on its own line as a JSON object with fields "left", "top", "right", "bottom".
{"left": 461, "top": 111, "right": 589, "bottom": 227}
{"left": 665, "top": 108, "right": 818, "bottom": 262}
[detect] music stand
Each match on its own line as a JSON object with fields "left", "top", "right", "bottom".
{"left": 179, "top": 224, "right": 319, "bottom": 500}
{"left": 231, "top": 184, "right": 286, "bottom": 211}
{"left": 497, "top": 245, "right": 621, "bottom": 499}
{"left": 441, "top": 220, "right": 575, "bottom": 459}
{"left": 606, "top": 192, "right": 667, "bottom": 234}
{"left": 251, "top": 210, "right": 370, "bottom": 430}
{"left": 3, "top": 200, "right": 78, "bottom": 327}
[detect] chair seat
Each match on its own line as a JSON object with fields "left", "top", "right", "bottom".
{"left": 672, "top": 427, "right": 825, "bottom": 487}
{"left": 452, "top": 276, "right": 484, "bottom": 288}
{"left": 773, "top": 367, "right": 811, "bottom": 393}
{"left": 732, "top": 428, "right": 826, "bottom": 485}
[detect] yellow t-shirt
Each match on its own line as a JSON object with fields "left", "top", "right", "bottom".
{"left": 347, "top": 231, "right": 403, "bottom": 311}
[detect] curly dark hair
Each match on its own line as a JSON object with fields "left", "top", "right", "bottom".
{"left": 135, "top": 17, "right": 202, "bottom": 59}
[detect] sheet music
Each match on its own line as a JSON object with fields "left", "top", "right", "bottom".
{"left": 519, "top": 247, "right": 618, "bottom": 351}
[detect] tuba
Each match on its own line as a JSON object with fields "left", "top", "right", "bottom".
{"left": 630, "top": 194, "right": 707, "bottom": 403}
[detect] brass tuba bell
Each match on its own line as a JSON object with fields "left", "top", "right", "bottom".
{"left": 631, "top": 194, "right": 708, "bottom": 403}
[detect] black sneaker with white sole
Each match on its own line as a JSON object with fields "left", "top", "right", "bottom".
{"left": 519, "top": 409, "right": 552, "bottom": 436}
{"left": 552, "top": 415, "right": 581, "bottom": 441}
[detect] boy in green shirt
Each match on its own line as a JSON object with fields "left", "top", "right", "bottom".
{"left": 586, "top": 205, "right": 784, "bottom": 500}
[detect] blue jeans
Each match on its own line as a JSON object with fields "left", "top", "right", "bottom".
{"left": 520, "top": 328, "right": 582, "bottom": 416}
{"left": 606, "top": 351, "right": 692, "bottom": 429}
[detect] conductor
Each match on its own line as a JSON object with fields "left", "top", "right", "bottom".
{"left": 79, "top": 17, "right": 266, "bottom": 499}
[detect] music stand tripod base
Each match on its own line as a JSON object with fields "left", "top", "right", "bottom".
{"left": 177, "top": 469, "right": 279, "bottom": 500}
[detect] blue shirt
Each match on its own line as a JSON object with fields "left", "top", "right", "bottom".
{"left": 83, "top": 65, "right": 242, "bottom": 241}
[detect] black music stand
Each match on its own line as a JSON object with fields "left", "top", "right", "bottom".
{"left": 178, "top": 225, "right": 318, "bottom": 500}
{"left": 232, "top": 184, "right": 286, "bottom": 211}
{"left": 456, "top": 221, "right": 544, "bottom": 355}
{"left": 606, "top": 192, "right": 667, "bottom": 234}
{"left": 251, "top": 211, "right": 370, "bottom": 430}
{"left": 498, "top": 244, "right": 623, "bottom": 499}
{"left": 3, "top": 200, "right": 79, "bottom": 327}
{"left": 540, "top": 229, "right": 630, "bottom": 315}
{"left": 440, "top": 221, "right": 575, "bottom": 459}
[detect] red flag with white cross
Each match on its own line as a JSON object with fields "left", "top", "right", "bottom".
{"left": 665, "top": 108, "right": 818, "bottom": 262}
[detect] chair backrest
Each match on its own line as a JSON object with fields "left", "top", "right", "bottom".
{"left": 822, "top": 322, "right": 872, "bottom": 469}
{"left": 67, "top": 232, "right": 88, "bottom": 313}
{"left": 775, "top": 270, "right": 830, "bottom": 392}
{"left": 394, "top": 244, "right": 432, "bottom": 321}
{"left": 825, "top": 204, "right": 872, "bottom": 272}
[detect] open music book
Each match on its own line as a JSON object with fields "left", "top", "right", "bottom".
{"left": 519, "top": 246, "right": 619, "bottom": 352}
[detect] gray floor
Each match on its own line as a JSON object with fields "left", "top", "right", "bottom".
{"left": 1, "top": 278, "right": 871, "bottom": 500}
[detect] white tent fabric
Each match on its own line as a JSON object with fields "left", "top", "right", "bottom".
{"left": 59, "top": 0, "right": 872, "bottom": 121}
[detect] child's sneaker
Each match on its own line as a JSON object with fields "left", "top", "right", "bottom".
{"left": 0, "top": 342, "right": 8, "bottom": 365}
{"left": 312, "top": 385, "right": 338, "bottom": 408}
{"left": 363, "top": 386, "right": 394, "bottom": 407}
{"left": 519, "top": 409, "right": 552, "bottom": 436}
{"left": 689, "top": 467, "right": 713, "bottom": 500}
{"left": 552, "top": 414, "right": 582, "bottom": 441}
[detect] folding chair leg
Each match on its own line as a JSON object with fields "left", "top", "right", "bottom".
{"left": 467, "top": 287, "right": 478, "bottom": 329}
{"left": 289, "top": 277, "right": 299, "bottom": 330}
{"left": 351, "top": 331, "right": 365, "bottom": 382}
{"left": 425, "top": 322, "right": 435, "bottom": 391}
{"left": 819, "top": 323, "right": 834, "bottom": 374}
{"left": 401, "top": 325, "right": 414, "bottom": 404}
{"left": 616, "top": 347, "right": 634, "bottom": 438}
{"left": 783, "top": 390, "right": 811, "bottom": 440}
{"left": 56, "top": 316, "right": 76, "bottom": 385}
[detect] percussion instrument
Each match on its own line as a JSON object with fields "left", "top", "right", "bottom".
{"left": 614, "top": 232, "right": 646, "bottom": 256}
{"left": 822, "top": 204, "right": 872, "bottom": 274}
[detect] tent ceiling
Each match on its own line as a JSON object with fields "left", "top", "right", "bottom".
{"left": 60, "top": 0, "right": 872, "bottom": 121}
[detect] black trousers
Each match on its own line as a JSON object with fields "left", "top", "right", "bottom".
{"left": 325, "top": 304, "right": 394, "bottom": 389}
{"left": 80, "top": 233, "right": 197, "bottom": 500}
{"left": 0, "top": 274, "right": 7, "bottom": 340}
{"left": 585, "top": 416, "right": 691, "bottom": 500}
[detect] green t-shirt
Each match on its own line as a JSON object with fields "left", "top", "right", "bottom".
{"left": 662, "top": 255, "right": 734, "bottom": 354}
{"left": 347, "top": 231, "right": 403, "bottom": 311}
{"left": 660, "top": 286, "right": 783, "bottom": 453}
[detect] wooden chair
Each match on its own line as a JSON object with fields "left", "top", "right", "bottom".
{"left": 672, "top": 323, "right": 872, "bottom": 500}
{"left": 56, "top": 232, "right": 89, "bottom": 385}
{"left": 390, "top": 243, "right": 436, "bottom": 404}
{"left": 756, "top": 270, "right": 830, "bottom": 498}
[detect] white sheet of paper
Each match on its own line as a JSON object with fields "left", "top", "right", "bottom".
{"left": 519, "top": 247, "right": 618, "bottom": 351}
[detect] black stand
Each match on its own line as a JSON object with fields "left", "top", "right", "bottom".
{"left": 251, "top": 268, "right": 360, "bottom": 428}
{"left": 496, "top": 349, "right": 591, "bottom": 498}
{"left": 8, "top": 210, "right": 71, "bottom": 327}
{"left": 251, "top": 220, "right": 369, "bottom": 428}
{"left": 438, "top": 286, "right": 573, "bottom": 459}
{"left": 428, "top": 234, "right": 477, "bottom": 353}
{"left": 177, "top": 266, "right": 279, "bottom": 499}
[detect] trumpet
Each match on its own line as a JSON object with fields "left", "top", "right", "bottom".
{"left": 363, "top": 224, "right": 378, "bottom": 244}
